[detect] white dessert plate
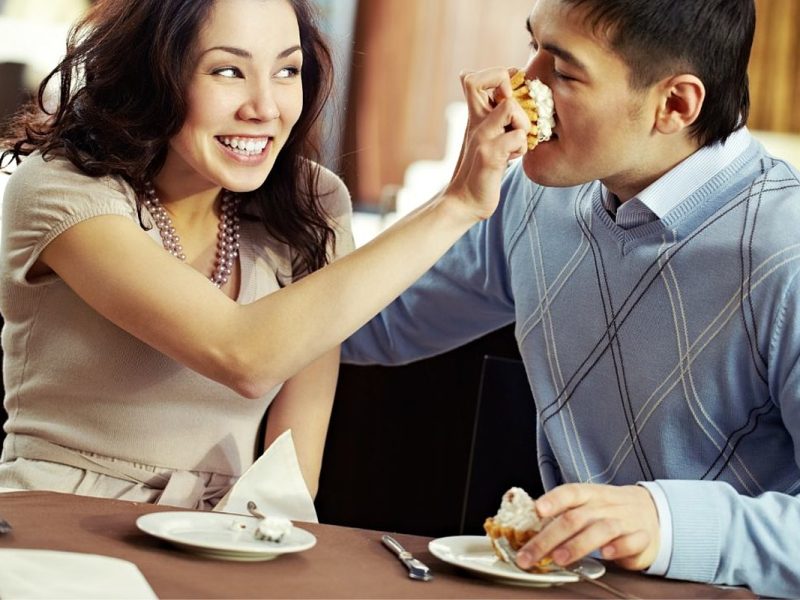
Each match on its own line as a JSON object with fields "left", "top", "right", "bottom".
{"left": 428, "top": 535, "right": 605, "bottom": 587}
{"left": 136, "top": 511, "right": 316, "bottom": 561}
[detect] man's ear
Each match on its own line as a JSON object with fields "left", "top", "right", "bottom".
{"left": 654, "top": 74, "right": 705, "bottom": 135}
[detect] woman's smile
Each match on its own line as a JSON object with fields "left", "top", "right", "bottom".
{"left": 215, "top": 135, "right": 273, "bottom": 164}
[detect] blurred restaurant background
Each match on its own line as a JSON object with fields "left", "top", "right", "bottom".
{"left": 2, "top": 0, "right": 798, "bottom": 241}
{"left": 0, "top": 0, "right": 799, "bottom": 536}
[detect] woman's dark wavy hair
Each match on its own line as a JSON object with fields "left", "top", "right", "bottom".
{"left": 562, "top": 0, "right": 755, "bottom": 148}
{"left": 1, "top": 0, "right": 336, "bottom": 275}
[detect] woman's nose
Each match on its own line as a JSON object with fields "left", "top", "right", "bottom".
{"left": 238, "top": 84, "right": 280, "bottom": 122}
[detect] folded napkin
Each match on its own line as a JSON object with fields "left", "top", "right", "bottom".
{"left": 213, "top": 429, "right": 318, "bottom": 522}
{"left": 0, "top": 549, "right": 157, "bottom": 599}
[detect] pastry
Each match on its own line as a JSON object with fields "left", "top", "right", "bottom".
{"left": 509, "top": 70, "right": 555, "bottom": 150}
{"left": 483, "top": 486, "right": 553, "bottom": 571}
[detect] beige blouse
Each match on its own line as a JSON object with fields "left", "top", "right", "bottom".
{"left": 0, "top": 153, "right": 354, "bottom": 504}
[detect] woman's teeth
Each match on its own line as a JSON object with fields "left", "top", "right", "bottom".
{"left": 218, "top": 136, "right": 269, "bottom": 156}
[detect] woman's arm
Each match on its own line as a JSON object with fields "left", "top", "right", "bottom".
{"left": 38, "top": 72, "right": 529, "bottom": 398}
{"left": 262, "top": 346, "right": 340, "bottom": 498}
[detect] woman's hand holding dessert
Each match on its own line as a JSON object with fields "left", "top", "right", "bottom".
{"left": 516, "top": 483, "right": 661, "bottom": 572}
{"left": 442, "top": 68, "right": 531, "bottom": 223}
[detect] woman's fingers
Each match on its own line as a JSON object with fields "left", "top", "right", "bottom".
{"left": 442, "top": 67, "right": 532, "bottom": 222}
{"left": 460, "top": 67, "right": 516, "bottom": 118}
{"left": 444, "top": 97, "right": 528, "bottom": 220}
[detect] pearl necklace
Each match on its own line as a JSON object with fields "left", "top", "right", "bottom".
{"left": 143, "top": 183, "right": 241, "bottom": 288}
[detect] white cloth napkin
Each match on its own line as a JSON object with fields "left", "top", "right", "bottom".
{"left": 0, "top": 549, "right": 157, "bottom": 599}
{"left": 213, "top": 429, "right": 318, "bottom": 522}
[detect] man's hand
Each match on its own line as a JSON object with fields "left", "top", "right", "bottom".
{"left": 516, "top": 483, "right": 660, "bottom": 571}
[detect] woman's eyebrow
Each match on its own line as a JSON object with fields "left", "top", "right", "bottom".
{"left": 200, "top": 44, "right": 302, "bottom": 60}
{"left": 202, "top": 45, "right": 251, "bottom": 59}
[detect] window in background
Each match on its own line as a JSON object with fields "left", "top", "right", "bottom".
{"left": 340, "top": 0, "right": 533, "bottom": 209}
{"left": 0, "top": 0, "right": 89, "bottom": 88}
{"left": 310, "top": 0, "right": 358, "bottom": 174}
{"left": 0, "top": 0, "right": 89, "bottom": 212}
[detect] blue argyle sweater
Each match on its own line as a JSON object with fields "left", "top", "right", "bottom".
{"left": 344, "top": 133, "right": 800, "bottom": 598}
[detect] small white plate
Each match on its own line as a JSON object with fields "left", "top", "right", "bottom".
{"left": 428, "top": 535, "right": 605, "bottom": 587}
{"left": 136, "top": 511, "right": 316, "bottom": 561}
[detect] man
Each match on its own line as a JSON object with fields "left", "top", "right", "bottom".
{"left": 343, "top": 0, "right": 800, "bottom": 597}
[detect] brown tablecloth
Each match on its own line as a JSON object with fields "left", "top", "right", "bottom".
{"left": 0, "top": 491, "right": 754, "bottom": 599}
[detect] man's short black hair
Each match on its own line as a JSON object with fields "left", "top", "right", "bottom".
{"left": 562, "top": 0, "right": 755, "bottom": 147}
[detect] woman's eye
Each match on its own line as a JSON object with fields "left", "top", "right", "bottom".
{"left": 275, "top": 66, "right": 301, "bottom": 79}
{"left": 213, "top": 67, "right": 242, "bottom": 78}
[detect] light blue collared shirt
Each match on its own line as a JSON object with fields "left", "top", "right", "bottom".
{"left": 603, "top": 127, "right": 752, "bottom": 230}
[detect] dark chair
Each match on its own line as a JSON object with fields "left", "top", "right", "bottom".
{"left": 316, "top": 325, "right": 544, "bottom": 537}
{"left": 459, "top": 355, "right": 543, "bottom": 534}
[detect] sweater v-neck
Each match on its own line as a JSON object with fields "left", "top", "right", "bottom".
{"left": 590, "top": 138, "right": 762, "bottom": 255}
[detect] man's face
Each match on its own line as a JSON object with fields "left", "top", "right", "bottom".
{"left": 522, "top": 0, "right": 661, "bottom": 200}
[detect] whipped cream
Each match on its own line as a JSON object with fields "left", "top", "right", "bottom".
{"left": 255, "top": 516, "right": 293, "bottom": 543}
{"left": 492, "top": 487, "right": 543, "bottom": 531}
{"left": 230, "top": 519, "right": 249, "bottom": 531}
{"left": 527, "top": 79, "right": 555, "bottom": 142}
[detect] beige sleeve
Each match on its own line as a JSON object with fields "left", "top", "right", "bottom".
{"left": 1, "top": 153, "right": 137, "bottom": 285}
{"left": 315, "top": 164, "right": 355, "bottom": 261}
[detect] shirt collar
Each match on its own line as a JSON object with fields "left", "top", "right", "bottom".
{"left": 602, "top": 127, "right": 752, "bottom": 219}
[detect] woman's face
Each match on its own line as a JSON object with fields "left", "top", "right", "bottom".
{"left": 164, "top": 0, "right": 304, "bottom": 195}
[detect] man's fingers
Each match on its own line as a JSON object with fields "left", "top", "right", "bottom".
{"left": 518, "top": 484, "right": 660, "bottom": 572}
{"left": 552, "top": 518, "right": 628, "bottom": 566}
{"left": 602, "top": 530, "right": 655, "bottom": 570}
{"left": 535, "top": 483, "right": 598, "bottom": 519}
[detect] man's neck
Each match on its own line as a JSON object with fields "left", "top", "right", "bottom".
{"left": 607, "top": 138, "right": 702, "bottom": 203}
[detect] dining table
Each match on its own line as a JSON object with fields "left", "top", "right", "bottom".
{"left": 0, "top": 490, "right": 756, "bottom": 599}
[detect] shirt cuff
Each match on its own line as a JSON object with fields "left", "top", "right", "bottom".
{"left": 637, "top": 481, "right": 672, "bottom": 575}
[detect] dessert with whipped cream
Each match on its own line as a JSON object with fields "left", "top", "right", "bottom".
{"left": 484, "top": 486, "right": 553, "bottom": 571}
{"left": 254, "top": 515, "right": 293, "bottom": 543}
{"left": 509, "top": 70, "right": 555, "bottom": 150}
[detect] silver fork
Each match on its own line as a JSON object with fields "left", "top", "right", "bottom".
{"left": 494, "top": 537, "right": 640, "bottom": 600}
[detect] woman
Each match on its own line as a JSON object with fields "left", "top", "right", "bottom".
{"left": 0, "top": 0, "right": 529, "bottom": 509}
